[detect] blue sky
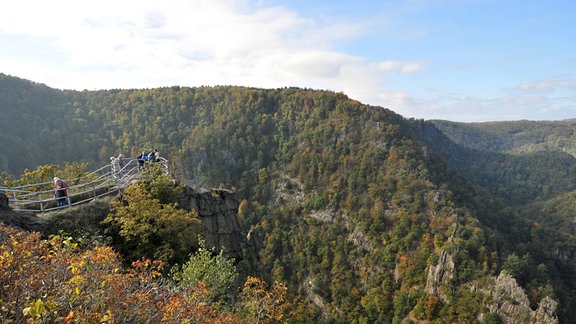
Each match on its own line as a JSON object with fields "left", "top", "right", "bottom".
{"left": 0, "top": 0, "right": 574, "bottom": 122}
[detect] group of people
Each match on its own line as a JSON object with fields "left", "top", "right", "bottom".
{"left": 137, "top": 149, "right": 160, "bottom": 168}
{"left": 53, "top": 149, "right": 162, "bottom": 208}
{"left": 110, "top": 149, "right": 161, "bottom": 175}
{"left": 110, "top": 153, "right": 126, "bottom": 178}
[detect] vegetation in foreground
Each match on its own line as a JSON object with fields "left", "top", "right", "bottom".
{"left": 0, "top": 170, "right": 293, "bottom": 323}
{"left": 0, "top": 223, "right": 291, "bottom": 323}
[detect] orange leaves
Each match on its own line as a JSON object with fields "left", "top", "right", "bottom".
{"left": 397, "top": 254, "right": 421, "bottom": 288}
{"left": 0, "top": 223, "right": 289, "bottom": 323}
{"left": 0, "top": 223, "right": 155, "bottom": 322}
{"left": 240, "top": 276, "right": 289, "bottom": 323}
{"left": 129, "top": 258, "right": 165, "bottom": 283}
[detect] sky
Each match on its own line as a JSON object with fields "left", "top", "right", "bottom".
{"left": 0, "top": 0, "right": 574, "bottom": 122}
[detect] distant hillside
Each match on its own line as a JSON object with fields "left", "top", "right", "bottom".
{"left": 0, "top": 74, "right": 67, "bottom": 173}
{"left": 408, "top": 119, "right": 576, "bottom": 205}
{"left": 430, "top": 119, "right": 576, "bottom": 156}
{"left": 1, "top": 73, "right": 574, "bottom": 322}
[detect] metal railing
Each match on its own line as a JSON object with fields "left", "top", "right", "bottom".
{"left": 0, "top": 157, "right": 168, "bottom": 213}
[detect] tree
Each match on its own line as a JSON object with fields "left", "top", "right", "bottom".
{"left": 172, "top": 237, "right": 239, "bottom": 303}
{"left": 104, "top": 182, "right": 200, "bottom": 264}
{"left": 138, "top": 163, "right": 184, "bottom": 204}
{"left": 240, "top": 276, "right": 289, "bottom": 324}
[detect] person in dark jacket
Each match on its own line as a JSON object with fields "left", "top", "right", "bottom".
{"left": 137, "top": 151, "right": 148, "bottom": 168}
{"left": 53, "top": 177, "right": 68, "bottom": 207}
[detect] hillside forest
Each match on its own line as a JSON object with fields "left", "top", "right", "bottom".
{"left": 1, "top": 73, "right": 576, "bottom": 323}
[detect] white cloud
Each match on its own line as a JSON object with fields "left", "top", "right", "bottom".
{"left": 517, "top": 79, "right": 575, "bottom": 92}
{"left": 386, "top": 90, "right": 576, "bottom": 122}
{"left": 377, "top": 60, "right": 425, "bottom": 74}
{"left": 0, "top": 0, "right": 426, "bottom": 95}
{"left": 0, "top": 1, "right": 572, "bottom": 122}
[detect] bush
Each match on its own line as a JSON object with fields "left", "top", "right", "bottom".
{"left": 172, "top": 237, "right": 239, "bottom": 304}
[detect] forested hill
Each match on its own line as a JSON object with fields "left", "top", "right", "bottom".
{"left": 430, "top": 118, "right": 576, "bottom": 156}
{"left": 1, "top": 73, "right": 575, "bottom": 322}
{"left": 409, "top": 120, "right": 576, "bottom": 205}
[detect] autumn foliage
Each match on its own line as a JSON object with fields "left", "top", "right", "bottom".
{"left": 0, "top": 224, "right": 288, "bottom": 323}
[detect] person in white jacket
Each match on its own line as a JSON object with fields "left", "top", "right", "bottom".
{"left": 110, "top": 156, "right": 121, "bottom": 178}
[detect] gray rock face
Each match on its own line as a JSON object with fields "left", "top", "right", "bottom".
{"left": 425, "top": 222, "right": 457, "bottom": 301}
{"left": 481, "top": 271, "right": 558, "bottom": 324}
{"left": 534, "top": 296, "right": 558, "bottom": 324}
{"left": 424, "top": 239, "right": 559, "bottom": 324}
{"left": 177, "top": 187, "right": 246, "bottom": 261}
{"left": 425, "top": 249, "right": 454, "bottom": 301}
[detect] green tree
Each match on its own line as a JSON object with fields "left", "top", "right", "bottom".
{"left": 104, "top": 182, "right": 200, "bottom": 264}
{"left": 172, "top": 237, "right": 238, "bottom": 303}
{"left": 138, "top": 163, "right": 184, "bottom": 204}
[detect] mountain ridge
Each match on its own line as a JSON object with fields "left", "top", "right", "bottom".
{"left": 1, "top": 73, "right": 574, "bottom": 322}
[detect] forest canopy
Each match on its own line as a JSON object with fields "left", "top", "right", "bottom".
{"left": 1, "top": 73, "right": 574, "bottom": 322}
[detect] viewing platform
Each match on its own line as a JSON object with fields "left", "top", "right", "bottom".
{"left": 0, "top": 158, "right": 168, "bottom": 213}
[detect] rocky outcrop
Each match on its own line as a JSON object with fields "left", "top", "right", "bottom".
{"left": 479, "top": 271, "right": 558, "bottom": 324}
{"left": 0, "top": 208, "right": 48, "bottom": 233}
{"left": 534, "top": 296, "right": 558, "bottom": 324}
{"left": 177, "top": 187, "right": 246, "bottom": 261}
{"left": 486, "top": 271, "right": 531, "bottom": 320}
{"left": 425, "top": 249, "right": 455, "bottom": 301}
{"left": 425, "top": 222, "right": 457, "bottom": 301}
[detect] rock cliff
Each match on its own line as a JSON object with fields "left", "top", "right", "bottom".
{"left": 478, "top": 271, "right": 558, "bottom": 324}
{"left": 177, "top": 187, "right": 246, "bottom": 260}
{"left": 424, "top": 221, "right": 559, "bottom": 323}
{"left": 424, "top": 249, "right": 454, "bottom": 301}
{"left": 425, "top": 222, "right": 457, "bottom": 301}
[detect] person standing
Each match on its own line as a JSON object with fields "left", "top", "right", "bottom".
{"left": 117, "top": 154, "right": 125, "bottom": 178}
{"left": 110, "top": 156, "right": 121, "bottom": 178}
{"left": 151, "top": 149, "right": 160, "bottom": 162}
{"left": 118, "top": 154, "right": 125, "bottom": 169}
{"left": 54, "top": 177, "right": 68, "bottom": 207}
{"left": 148, "top": 149, "right": 157, "bottom": 163}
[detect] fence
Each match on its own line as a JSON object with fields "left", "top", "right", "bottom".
{"left": 0, "top": 158, "right": 168, "bottom": 213}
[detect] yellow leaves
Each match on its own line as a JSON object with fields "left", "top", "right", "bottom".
{"left": 1, "top": 211, "right": 292, "bottom": 322}
{"left": 106, "top": 181, "right": 201, "bottom": 264}
{"left": 70, "top": 260, "right": 86, "bottom": 275}
{"left": 0, "top": 250, "right": 15, "bottom": 267}
{"left": 22, "top": 298, "right": 58, "bottom": 322}
{"left": 100, "top": 310, "right": 115, "bottom": 324}
{"left": 240, "top": 276, "right": 289, "bottom": 323}
{"left": 69, "top": 274, "right": 86, "bottom": 286}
